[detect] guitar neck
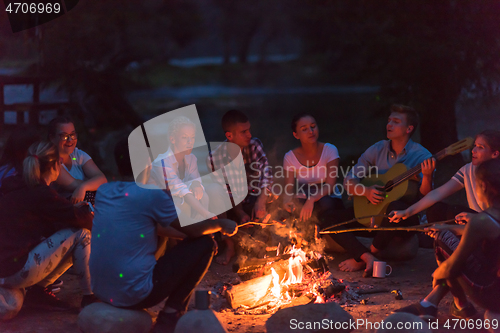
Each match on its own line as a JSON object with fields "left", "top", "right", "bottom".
{"left": 387, "top": 149, "right": 447, "bottom": 190}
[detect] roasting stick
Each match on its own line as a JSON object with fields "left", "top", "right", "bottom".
{"left": 321, "top": 214, "right": 390, "bottom": 232}
{"left": 319, "top": 219, "right": 456, "bottom": 235}
{"left": 239, "top": 221, "right": 276, "bottom": 227}
{"left": 238, "top": 213, "right": 280, "bottom": 228}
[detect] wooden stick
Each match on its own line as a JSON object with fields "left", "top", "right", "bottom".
{"left": 321, "top": 214, "right": 389, "bottom": 232}
{"left": 319, "top": 219, "right": 456, "bottom": 235}
{"left": 238, "top": 221, "right": 276, "bottom": 228}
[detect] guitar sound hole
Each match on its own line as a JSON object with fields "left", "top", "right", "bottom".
{"left": 385, "top": 181, "right": 394, "bottom": 192}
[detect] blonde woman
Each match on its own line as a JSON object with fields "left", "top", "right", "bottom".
{"left": 0, "top": 142, "right": 95, "bottom": 311}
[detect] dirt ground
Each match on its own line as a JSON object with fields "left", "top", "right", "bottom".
{"left": 1, "top": 240, "right": 494, "bottom": 333}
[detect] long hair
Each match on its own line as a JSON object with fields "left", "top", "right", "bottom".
{"left": 476, "top": 159, "right": 500, "bottom": 207}
{"left": 23, "top": 142, "right": 59, "bottom": 187}
{"left": 477, "top": 130, "right": 500, "bottom": 155}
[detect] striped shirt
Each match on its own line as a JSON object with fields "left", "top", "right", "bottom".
{"left": 207, "top": 138, "right": 272, "bottom": 203}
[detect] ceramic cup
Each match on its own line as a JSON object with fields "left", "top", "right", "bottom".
{"left": 373, "top": 261, "right": 392, "bottom": 278}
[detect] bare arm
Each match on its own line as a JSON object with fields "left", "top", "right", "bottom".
{"left": 309, "top": 158, "right": 339, "bottom": 202}
{"left": 56, "top": 166, "right": 83, "bottom": 190}
{"left": 79, "top": 160, "right": 108, "bottom": 191}
{"left": 283, "top": 168, "right": 295, "bottom": 212}
{"left": 183, "top": 192, "right": 213, "bottom": 219}
{"left": 419, "top": 158, "right": 436, "bottom": 196}
{"left": 390, "top": 179, "right": 463, "bottom": 222}
{"left": 179, "top": 218, "right": 237, "bottom": 238}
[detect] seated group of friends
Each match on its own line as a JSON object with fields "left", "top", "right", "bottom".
{"left": 0, "top": 106, "right": 499, "bottom": 330}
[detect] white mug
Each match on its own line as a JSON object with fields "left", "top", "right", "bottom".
{"left": 373, "top": 261, "right": 392, "bottom": 278}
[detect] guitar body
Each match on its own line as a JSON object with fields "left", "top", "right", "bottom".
{"left": 353, "top": 163, "right": 419, "bottom": 227}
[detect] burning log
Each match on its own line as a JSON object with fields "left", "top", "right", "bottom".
{"left": 226, "top": 274, "right": 273, "bottom": 309}
{"left": 233, "top": 254, "right": 291, "bottom": 275}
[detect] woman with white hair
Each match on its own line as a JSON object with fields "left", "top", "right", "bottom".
{"left": 153, "top": 116, "right": 212, "bottom": 222}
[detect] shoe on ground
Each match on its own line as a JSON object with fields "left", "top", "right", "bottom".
{"left": 24, "top": 285, "right": 72, "bottom": 311}
{"left": 152, "top": 311, "right": 181, "bottom": 333}
{"left": 81, "top": 294, "right": 100, "bottom": 309}
{"left": 51, "top": 279, "right": 63, "bottom": 288}
{"left": 46, "top": 279, "right": 63, "bottom": 294}
{"left": 450, "top": 301, "right": 477, "bottom": 319}
{"left": 392, "top": 302, "right": 437, "bottom": 320}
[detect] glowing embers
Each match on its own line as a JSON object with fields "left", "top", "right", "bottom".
{"left": 227, "top": 246, "right": 331, "bottom": 315}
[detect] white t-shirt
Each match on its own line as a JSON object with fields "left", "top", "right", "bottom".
{"left": 63, "top": 148, "right": 92, "bottom": 181}
{"left": 283, "top": 143, "right": 341, "bottom": 199}
{"left": 451, "top": 163, "right": 486, "bottom": 212}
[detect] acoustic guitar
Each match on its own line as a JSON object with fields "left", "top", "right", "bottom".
{"left": 353, "top": 137, "right": 474, "bottom": 227}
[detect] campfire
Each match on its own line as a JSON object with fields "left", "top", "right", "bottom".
{"left": 220, "top": 213, "right": 365, "bottom": 315}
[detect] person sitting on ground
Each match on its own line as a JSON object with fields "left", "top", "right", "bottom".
{"left": 47, "top": 116, "right": 107, "bottom": 203}
{"left": 326, "top": 104, "right": 435, "bottom": 276}
{"left": 390, "top": 130, "right": 500, "bottom": 224}
{"left": 205, "top": 109, "right": 273, "bottom": 265}
{"left": 151, "top": 116, "right": 211, "bottom": 221}
{"left": 283, "top": 113, "right": 344, "bottom": 228}
{"left": 394, "top": 158, "right": 500, "bottom": 319}
{"left": 0, "top": 126, "right": 39, "bottom": 189}
{"left": 89, "top": 139, "right": 237, "bottom": 333}
{"left": 0, "top": 141, "right": 95, "bottom": 311}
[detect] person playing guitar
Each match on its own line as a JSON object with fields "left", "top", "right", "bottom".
{"left": 326, "top": 104, "right": 435, "bottom": 277}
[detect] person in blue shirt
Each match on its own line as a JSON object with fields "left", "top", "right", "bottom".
{"left": 89, "top": 139, "right": 237, "bottom": 333}
{"left": 326, "top": 105, "right": 435, "bottom": 277}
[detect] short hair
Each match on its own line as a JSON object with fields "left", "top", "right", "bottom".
{"left": 47, "top": 116, "right": 74, "bottom": 139}
{"left": 476, "top": 158, "right": 500, "bottom": 205}
{"left": 291, "top": 113, "right": 315, "bottom": 133}
{"left": 477, "top": 130, "right": 500, "bottom": 154}
{"left": 168, "top": 116, "right": 195, "bottom": 142}
{"left": 390, "top": 104, "right": 419, "bottom": 136}
{"left": 114, "top": 138, "right": 133, "bottom": 178}
{"left": 23, "top": 141, "right": 59, "bottom": 187}
{"left": 221, "top": 110, "right": 249, "bottom": 133}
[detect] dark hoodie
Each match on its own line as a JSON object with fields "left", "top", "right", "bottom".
{"left": 0, "top": 175, "right": 93, "bottom": 277}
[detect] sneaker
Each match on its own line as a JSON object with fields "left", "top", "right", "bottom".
{"left": 450, "top": 301, "right": 477, "bottom": 319}
{"left": 24, "top": 285, "right": 72, "bottom": 311}
{"left": 81, "top": 294, "right": 100, "bottom": 309}
{"left": 46, "top": 279, "right": 63, "bottom": 294}
{"left": 47, "top": 286, "right": 61, "bottom": 294}
{"left": 392, "top": 302, "right": 438, "bottom": 320}
{"left": 51, "top": 279, "right": 63, "bottom": 288}
{"left": 152, "top": 311, "right": 181, "bottom": 333}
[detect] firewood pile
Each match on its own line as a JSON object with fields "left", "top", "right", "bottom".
{"left": 209, "top": 212, "right": 386, "bottom": 315}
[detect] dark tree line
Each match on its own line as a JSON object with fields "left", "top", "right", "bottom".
{"left": 2, "top": 0, "right": 499, "bottom": 152}
{"left": 293, "top": 0, "right": 500, "bottom": 152}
